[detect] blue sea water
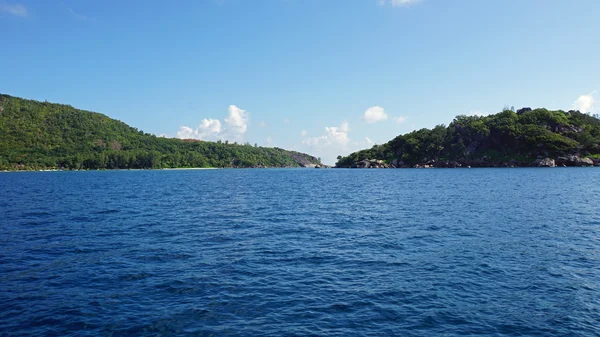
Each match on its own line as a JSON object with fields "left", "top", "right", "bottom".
{"left": 0, "top": 168, "right": 599, "bottom": 336}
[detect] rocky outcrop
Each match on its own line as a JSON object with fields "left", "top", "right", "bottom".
{"left": 578, "top": 158, "right": 594, "bottom": 166}
{"left": 537, "top": 158, "right": 556, "bottom": 167}
{"left": 556, "top": 124, "right": 584, "bottom": 134}
{"left": 356, "top": 160, "right": 370, "bottom": 168}
{"left": 436, "top": 160, "right": 462, "bottom": 168}
{"left": 556, "top": 155, "right": 594, "bottom": 167}
{"left": 352, "top": 159, "right": 392, "bottom": 169}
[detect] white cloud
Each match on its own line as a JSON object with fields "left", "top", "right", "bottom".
{"left": 266, "top": 136, "right": 272, "bottom": 144}
{"left": 394, "top": 116, "right": 407, "bottom": 124}
{"left": 0, "top": 2, "right": 27, "bottom": 17}
{"left": 198, "top": 118, "right": 222, "bottom": 137}
{"left": 301, "top": 121, "right": 386, "bottom": 165}
{"left": 283, "top": 118, "right": 291, "bottom": 124}
{"left": 176, "top": 126, "right": 197, "bottom": 139}
{"left": 176, "top": 119, "right": 222, "bottom": 140}
{"left": 378, "top": 0, "right": 421, "bottom": 7}
{"left": 302, "top": 135, "right": 328, "bottom": 147}
{"left": 362, "top": 106, "right": 388, "bottom": 123}
{"left": 259, "top": 121, "right": 267, "bottom": 128}
{"left": 303, "top": 121, "right": 350, "bottom": 147}
{"left": 339, "top": 121, "right": 349, "bottom": 133}
{"left": 175, "top": 105, "right": 248, "bottom": 141}
{"left": 469, "top": 110, "right": 491, "bottom": 117}
{"left": 300, "top": 130, "right": 307, "bottom": 137}
{"left": 325, "top": 123, "right": 350, "bottom": 146}
{"left": 224, "top": 105, "right": 249, "bottom": 139}
{"left": 572, "top": 91, "right": 597, "bottom": 114}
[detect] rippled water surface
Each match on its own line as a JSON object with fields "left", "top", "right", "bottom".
{"left": 1, "top": 168, "right": 599, "bottom": 336}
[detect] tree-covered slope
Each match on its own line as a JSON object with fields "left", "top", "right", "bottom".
{"left": 0, "top": 94, "right": 322, "bottom": 170}
{"left": 336, "top": 107, "right": 600, "bottom": 168}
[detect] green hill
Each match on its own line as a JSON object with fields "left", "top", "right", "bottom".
{"left": 0, "top": 94, "right": 322, "bottom": 170}
{"left": 336, "top": 107, "right": 600, "bottom": 168}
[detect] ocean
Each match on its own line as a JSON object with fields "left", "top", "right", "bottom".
{"left": 1, "top": 168, "right": 599, "bottom": 336}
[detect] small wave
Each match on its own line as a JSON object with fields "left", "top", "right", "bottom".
{"left": 93, "top": 209, "right": 121, "bottom": 215}
{"left": 118, "top": 272, "right": 154, "bottom": 281}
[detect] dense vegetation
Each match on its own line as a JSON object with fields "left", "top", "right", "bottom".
{"left": 336, "top": 107, "right": 600, "bottom": 168}
{"left": 0, "top": 94, "right": 321, "bottom": 170}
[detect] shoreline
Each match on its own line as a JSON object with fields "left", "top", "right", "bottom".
{"left": 2, "top": 166, "right": 599, "bottom": 173}
{"left": 337, "top": 156, "right": 600, "bottom": 169}
{"left": 0, "top": 166, "right": 326, "bottom": 172}
{"left": 160, "top": 167, "right": 219, "bottom": 170}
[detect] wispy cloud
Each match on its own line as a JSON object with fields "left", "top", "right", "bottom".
{"left": 0, "top": 2, "right": 28, "bottom": 17}
{"left": 572, "top": 91, "right": 597, "bottom": 114}
{"left": 393, "top": 116, "right": 407, "bottom": 124}
{"left": 378, "top": 0, "right": 422, "bottom": 7}
{"left": 68, "top": 7, "right": 94, "bottom": 22}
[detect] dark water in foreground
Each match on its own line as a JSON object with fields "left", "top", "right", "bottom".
{"left": 1, "top": 168, "right": 599, "bottom": 336}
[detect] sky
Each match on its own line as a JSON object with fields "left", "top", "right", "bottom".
{"left": 1, "top": 0, "right": 599, "bottom": 164}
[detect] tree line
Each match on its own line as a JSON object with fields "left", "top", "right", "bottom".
{"left": 336, "top": 107, "right": 600, "bottom": 167}
{"left": 0, "top": 94, "right": 320, "bottom": 170}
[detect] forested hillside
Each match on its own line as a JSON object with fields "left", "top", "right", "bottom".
{"left": 0, "top": 94, "right": 321, "bottom": 170}
{"left": 336, "top": 107, "right": 600, "bottom": 168}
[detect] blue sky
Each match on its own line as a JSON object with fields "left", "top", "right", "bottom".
{"left": 1, "top": 0, "right": 599, "bottom": 164}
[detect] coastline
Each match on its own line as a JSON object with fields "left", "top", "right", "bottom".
{"left": 336, "top": 156, "right": 600, "bottom": 169}
{"left": 0, "top": 166, "right": 329, "bottom": 173}
{"left": 2, "top": 166, "right": 598, "bottom": 173}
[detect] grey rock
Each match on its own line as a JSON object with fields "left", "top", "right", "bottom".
{"left": 357, "top": 160, "right": 371, "bottom": 168}
{"left": 517, "top": 107, "right": 532, "bottom": 115}
{"left": 537, "top": 158, "right": 556, "bottom": 167}
{"left": 577, "top": 158, "right": 594, "bottom": 166}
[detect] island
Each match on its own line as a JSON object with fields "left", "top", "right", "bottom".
{"left": 335, "top": 107, "right": 600, "bottom": 168}
{"left": 0, "top": 94, "right": 323, "bottom": 171}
